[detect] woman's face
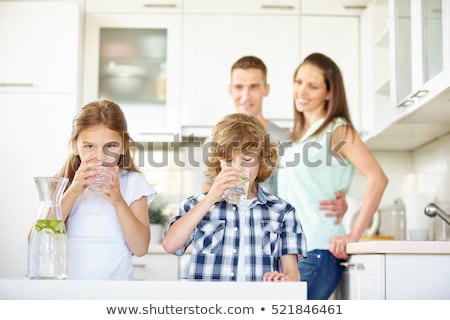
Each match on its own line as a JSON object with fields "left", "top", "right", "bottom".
{"left": 72, "top": 124, "right": 123, "bottom": 165}
{"left": 293, "top": 63, "right": 330, "bottom": 116}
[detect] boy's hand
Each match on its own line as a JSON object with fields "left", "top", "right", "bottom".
{"left": 262, "top": 271, "right": 288, "bottom": 282}
{"left": 207, "top": 165, "right": 241, "bottom": 203}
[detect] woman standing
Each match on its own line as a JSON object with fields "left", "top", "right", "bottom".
{"left": 278, "top": 53, "right": 388, "bottom": 299}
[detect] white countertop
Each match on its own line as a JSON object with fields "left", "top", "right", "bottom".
{"left": 347, "top": 240, "right": 450, "bottom": 254}
{"left": 0, "top": 279, "right": 307, "bottom": 300}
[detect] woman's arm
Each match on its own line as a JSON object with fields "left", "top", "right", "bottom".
{"left": 329, "top": 127, "right": 388, "bottom": 259}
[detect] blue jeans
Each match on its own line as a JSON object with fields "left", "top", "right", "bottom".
{"left": 299, "top": 249, "right": 344, "bottom": 300}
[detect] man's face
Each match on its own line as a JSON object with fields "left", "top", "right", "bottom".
{"left": 228, "top": 68, "right": 270, "bottom": 118}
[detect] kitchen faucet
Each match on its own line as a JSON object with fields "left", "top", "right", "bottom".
{"left": 424, "top": 203, "right": 450, "bottom": 225}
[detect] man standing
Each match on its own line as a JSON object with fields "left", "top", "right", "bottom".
{"left": 201, "top": 55, "right": 347, "bottom": 221}
{"left": 201, "top": 56, "right": 289, "bottom": 194}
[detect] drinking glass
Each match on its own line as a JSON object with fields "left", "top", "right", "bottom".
{"left": 223, "top": 167, "right": 250, "bottom": 205}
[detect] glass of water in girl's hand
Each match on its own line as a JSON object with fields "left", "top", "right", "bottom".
{"left": 88, "top": 160, "right": 114, "bottom": 193}
{"left": 223, "top": 167, "right": 250, "bottom": 205}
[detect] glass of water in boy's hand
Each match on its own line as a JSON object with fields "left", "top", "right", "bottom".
{"left": 223, "top": 167, "right": 250, "bottom": 205}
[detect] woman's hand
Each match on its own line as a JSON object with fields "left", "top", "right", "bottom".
{"left": 329, "top": 233, "right": 359, "bottom": 260}
{"left": 263, "top": 271, "right": 288, "bottom": 282}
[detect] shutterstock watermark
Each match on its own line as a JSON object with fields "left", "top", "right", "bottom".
{"left": 124, "top": 133, "right": 348, "bottom": 169}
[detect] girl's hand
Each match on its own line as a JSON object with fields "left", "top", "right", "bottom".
{"left": 69, "top": 155, "right": 103, "bottom": 195}
{"left": 96, "top": 166, "right": 123, "bottom": 204}
{"left": 329, "top": 233, "right": 359, "bottom": 260}
{"left": 262, "top": 271, "right": 288, "bottom": 282}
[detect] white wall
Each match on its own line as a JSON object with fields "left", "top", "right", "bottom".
{"left": 347, "top": 133, "right": 450, "bottom": 237}
{"left": 412, "top": 133, "right": 450, "bottom": 203}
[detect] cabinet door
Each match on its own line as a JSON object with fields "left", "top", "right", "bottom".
{"left": 385, "top": 254, "right": 450, "bottom": 299}
{"left": 83, "top": 13, "right": 182, "bottom": 138}
{"left": 338, "top": 254, "right": 386, "bottom": 299}
{"left": 181, "top": 14, "right": 300, "bottom": 129}
{"left": 300, "top": 16, "right": 361, "bottom": 133}
{"left": 132, "top": 254, "right": 179, "bottom": 280}
{"left": 392, "top": 0, "right": 448, "bottom": 108}
{"left": 0, "top": 1, "right": 79, "bottom": 93}
{"left": 0, "top": 93, "right": 77, "bottom": 277}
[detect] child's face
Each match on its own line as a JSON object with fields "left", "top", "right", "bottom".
{"left": 224, "top": 150, "right": 260, "bottom": 186}
{"left": 73, "top": 124, "right": 123, "bottom": 164}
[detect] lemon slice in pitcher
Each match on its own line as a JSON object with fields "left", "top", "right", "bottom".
{"left": 35, "top": 219, "right": 65, "bottom": 234}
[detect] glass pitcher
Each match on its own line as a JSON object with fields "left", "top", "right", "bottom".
{"left": 28, "top": 176, "right": 68, "bottom": 279}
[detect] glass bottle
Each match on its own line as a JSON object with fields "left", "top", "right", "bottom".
{"left": 28, "top": 176, "right": 68, "bottom": 279}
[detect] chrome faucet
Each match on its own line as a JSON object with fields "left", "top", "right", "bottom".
{"left": 424, "top": 203, "right": 450, "bottom": 226}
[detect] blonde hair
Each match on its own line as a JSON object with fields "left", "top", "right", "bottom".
{"left": 204, "top": 113, "right": 277, "bottom": 183}
{"left": 56, "top": 99, "right": 140, "bottom": 188}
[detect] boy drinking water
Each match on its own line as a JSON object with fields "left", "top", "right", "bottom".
{"left": 163, "top": 113, "right": 306, "bottom": 281}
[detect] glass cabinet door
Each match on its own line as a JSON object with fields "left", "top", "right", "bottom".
{"left": 422, "top": 0, "right": 443, "bottom": 83}
{"left": 83, "top": 13, "right": 181, "bottom": 137}
{"left": 99, "top": 28, "right": 167, "bottom": 106}
{"left": 394, "top": 0, "right": 412, "bottom": 104}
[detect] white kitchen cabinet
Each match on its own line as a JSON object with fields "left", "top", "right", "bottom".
{"left": 132, "top": 253, "right": 179, "bottom": 280}
{"left": 0, "top": 0, "right": 80, "bottom": 279}
{"left": 83, "top": 0, "right": 182, "bottom": 140}
{"left": 299, "top": 14, "right": 361, "bottom": 133}
{"left": 361, "top": 0, "right": 450, "bottom": 151}
{"left": 391, "top": 0, "right": 447, "bottom": 109}
{"left": 0, "top": 1, "right": 79, "bottom": 94}
{"left": 359, "top": 0, "right": 391, "bottom": 137}
{"left": 338, "top": 254, "right": 386, "bottom": 299}
{"left": 337, "top": 241, "right": 450, "bottom": 299}
{"left": 0, "top": 93, "right": 77, "bottom": 278}
{"left": 181, "top": 0, "right": 300, "bottom": 134}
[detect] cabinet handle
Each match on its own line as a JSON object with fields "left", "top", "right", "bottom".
{"left": 0, "top": 83, "right": 34, "bottom": 87}
{"left": 133, "top": 263, "right": 147, "bottom": 268}
{"left": 340, "top": 262, "right": 365, "bottom": 270}
{"left": 261, "top": 5, "right": 295, "bottom": 10}
{"left": 143, "top": 3, "right": 177, "bottom": 9}
{"left": 410, "top": 89, "right": 429, "bottom": 99}
{"left": 397, "top": 98, "right": 415, "bottom": 108}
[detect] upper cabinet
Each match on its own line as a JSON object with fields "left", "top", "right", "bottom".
{"left": 181, "top": 0, "right": 301, "bottom": 135}
{"left": 362, "top": 0, "right": 450, "bottom": 150}
{"left": 0, "top": 1, "right": 79, "bottom": 94}
{"left": 82, "top": 0, "right": 182, "bottom": 140}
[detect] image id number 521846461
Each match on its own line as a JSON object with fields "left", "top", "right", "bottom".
{"left": 270, "top": 304, "right": 343, "bottom": 315}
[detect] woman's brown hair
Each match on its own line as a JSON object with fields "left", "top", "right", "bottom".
{"left": 291, "top": 52, "right": 354, "bottom": 142}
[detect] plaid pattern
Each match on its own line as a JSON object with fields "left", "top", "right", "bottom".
{"left": 166, "top": 186, "right": 306, "bottom": 281}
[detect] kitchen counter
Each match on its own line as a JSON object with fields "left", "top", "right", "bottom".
{"left": 148, "top": 243, "right": 167, "bottom": 254}
{"left": 347, "top": 240, "right": 450, "bottom": 254}
{"left": 0, "top": 279, "right": 307, "bottom": 300}
{"left": 339, "top": 240, "right": 450, "bottom": 299}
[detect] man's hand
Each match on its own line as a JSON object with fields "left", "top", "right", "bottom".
{"left": 320, "top": 191, "right": 348, "bottom": 224}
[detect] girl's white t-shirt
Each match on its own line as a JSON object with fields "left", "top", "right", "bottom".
{"left": 66, "top": 170, "right": 155, "bottom": 280}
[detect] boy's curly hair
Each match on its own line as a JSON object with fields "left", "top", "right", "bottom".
{"left": 204, "top": 113, "right": 278, "bottom": 184}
